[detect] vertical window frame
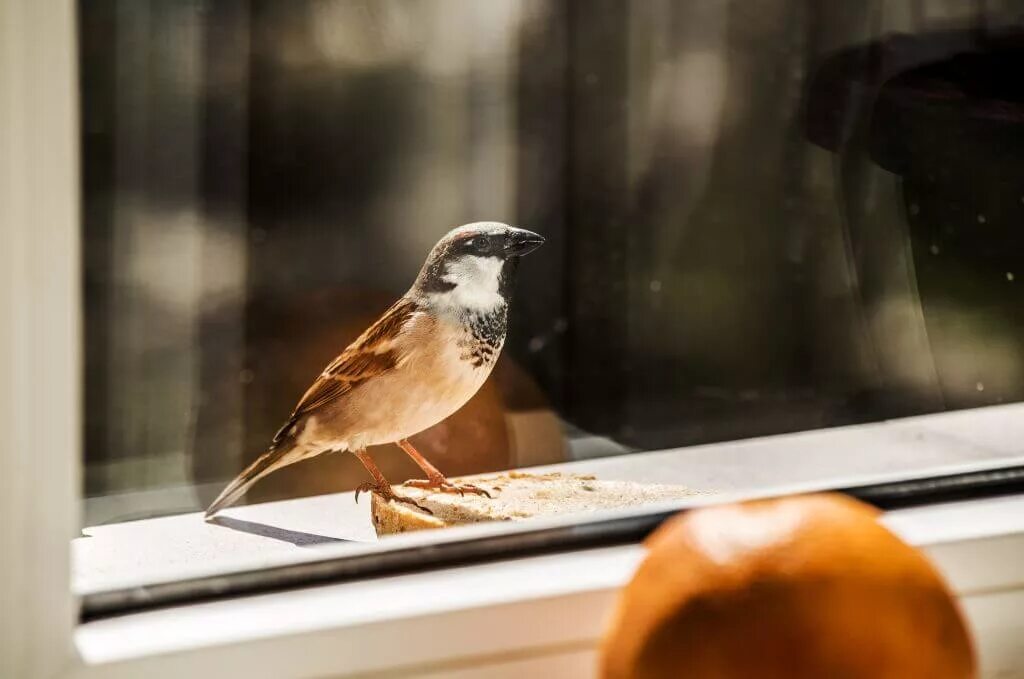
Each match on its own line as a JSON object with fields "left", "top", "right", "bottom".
{"left": 0, "top": 1, "right": 81, "bottom": 677}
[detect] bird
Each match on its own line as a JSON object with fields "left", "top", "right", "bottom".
{"left": 205, "top": 222, "right": 545, "bottom": 518}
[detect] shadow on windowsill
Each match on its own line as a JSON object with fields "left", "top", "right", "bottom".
{"left": 207, "top": 515, "right": 350, "bottom": 547}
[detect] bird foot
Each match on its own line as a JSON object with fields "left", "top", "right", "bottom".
{"left": 403, "top": 477, "right": 492, "bottom": 498}
{"left": 355, "top": 482, "right": 434, "bottom": 515}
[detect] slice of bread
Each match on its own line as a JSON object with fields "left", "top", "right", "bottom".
{"left": 370, "top": 471, "right": 704, "bottom": 536}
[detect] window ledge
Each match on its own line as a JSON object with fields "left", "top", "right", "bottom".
{"left": 71, "top": 493, "right": 1024, "bottom": 679}
{"left": 75, "top": 402, "right": 1024, "bottom": 597}
{"left": 71, "top": 404, "right": 1024, "bottom": 678}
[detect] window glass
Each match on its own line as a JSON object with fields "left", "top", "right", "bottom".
{"left": 78, "top": 0, "right": 1024, "bottom": 592}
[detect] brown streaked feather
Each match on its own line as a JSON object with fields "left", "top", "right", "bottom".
{"left": 272, "top": 298, "right": 420, "bottom": 445}
{"left": 207, "top": 298, "right": 422, "bottom": 518}
{"left": 290, "top": 350, "right": 400, "bottom": 417}
{"left": 356, "top": 297, "right": 421, "bottom": 349}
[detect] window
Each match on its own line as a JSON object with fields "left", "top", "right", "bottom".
{"left": 72, "top": 0, "right": 1024, "bottom": 619}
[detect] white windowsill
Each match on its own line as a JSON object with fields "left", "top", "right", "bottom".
{"left": 70, "top": 403, "right": 1024, "bottom": 679}
{"left": 75, "top": 402, "right": 1024, "bottom": 596}
{"left": 72, "top": 493, "right": 1024, "bottom": 679}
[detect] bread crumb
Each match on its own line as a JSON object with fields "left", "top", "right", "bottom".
{"left": 371, "top": 472, "right": 710, "bottom": 536}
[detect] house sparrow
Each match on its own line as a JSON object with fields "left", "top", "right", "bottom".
{"left": 205, "top": 222, "right": 544, "bottom": 518}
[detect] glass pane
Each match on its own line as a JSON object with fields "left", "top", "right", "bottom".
{"left": 77, "top": 0, "right": 1024, "bottom": 596}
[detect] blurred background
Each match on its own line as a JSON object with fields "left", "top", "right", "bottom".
{"left": 80, "top": 0, "right": 1024, "bottom": 524}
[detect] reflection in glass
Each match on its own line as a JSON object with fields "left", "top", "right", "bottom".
{"left": 80, "top": 0, "right": 1024, "bottom": 524}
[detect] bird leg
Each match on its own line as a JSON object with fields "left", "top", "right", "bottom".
{"left": 397, "top": 439, "right": 492, "bottom": 498}
{"left": 353, "top": 449, "right": 433, "bottom": 514}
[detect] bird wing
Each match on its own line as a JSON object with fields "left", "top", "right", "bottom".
{"left": 272, "top": 297, "right": 421, "bottom": 445}
{"left": 206, "top": 297, "right": 424, "bottom": 518}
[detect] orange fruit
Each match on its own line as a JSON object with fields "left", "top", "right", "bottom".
{"left": 601, "top": 494, "right": 976, "bottom": 679}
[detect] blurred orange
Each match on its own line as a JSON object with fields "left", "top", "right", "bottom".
{"left": 601, "top": 494, "right": 976, "bottom": 679}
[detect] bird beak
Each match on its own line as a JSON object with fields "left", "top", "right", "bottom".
{"left": 504, "top": 228, "right": 545, "bottom": 256}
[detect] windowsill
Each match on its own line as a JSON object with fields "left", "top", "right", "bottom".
{"left": 75, "top": 402, "right": 1024, "bottom": 596}
{"left": 73, "top": 492, "right": 1024, "bottom": 678}
{"left": 69, "top": 404, "right": 1024, "bottom": 678}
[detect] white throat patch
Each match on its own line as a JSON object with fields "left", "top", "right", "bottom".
{"left": 435, "top": 254, "right": 504, "bottom": 312}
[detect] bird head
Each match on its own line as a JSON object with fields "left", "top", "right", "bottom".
{"left": 413, "top": 222, "right": 544, "bottom": 312}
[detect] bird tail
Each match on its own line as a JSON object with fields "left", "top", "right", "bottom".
{"left": 204, "top": 444, "right": 301, "bottom": 519}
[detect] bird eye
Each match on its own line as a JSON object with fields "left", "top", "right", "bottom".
{"left": 468, "top": 236, "right": 491, "bottom": 254}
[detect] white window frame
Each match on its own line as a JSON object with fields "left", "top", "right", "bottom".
{"left": 1, "top": 1, "right": 80, "bottom": 678}
{"left": 3, "top": 2, "right": 1024, "bottom": 678}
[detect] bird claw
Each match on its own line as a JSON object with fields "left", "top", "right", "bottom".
{"left": 403, "top": 478, "right": 492, "bottom": 499}
{"left": 355, "top": 482, "right": 434, "bottom": 515}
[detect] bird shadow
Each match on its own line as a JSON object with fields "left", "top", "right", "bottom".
{"left": 207, "top": 515, "right": 351, "bottom": 547}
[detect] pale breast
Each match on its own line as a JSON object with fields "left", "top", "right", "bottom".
{"left": 318, "top": 312, "right": 502, "bottom": 450}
